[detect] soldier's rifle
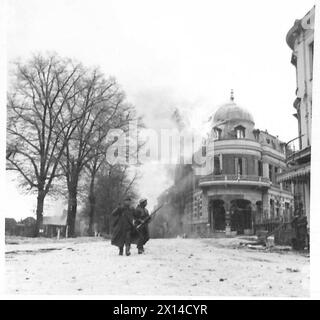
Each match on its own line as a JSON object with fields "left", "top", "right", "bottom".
{"left": 136, "top": 204, "right": 164, "bottom": 230}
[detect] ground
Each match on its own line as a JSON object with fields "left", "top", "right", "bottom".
{"left": 5, "top": 236, "right": 309, "bottom": 297}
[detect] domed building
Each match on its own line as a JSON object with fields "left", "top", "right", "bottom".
{"left": 155, "top": 92, "right": 295, "bottom": 238}
{"left": 193, "top": 92, "right": 294, "bottom": 235}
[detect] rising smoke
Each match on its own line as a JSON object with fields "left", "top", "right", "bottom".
{"left": 132, "top": 87, "right": 213, "bottom": 237}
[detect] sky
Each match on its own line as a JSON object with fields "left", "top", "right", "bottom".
{"left": 4, "top": 0, "right": 316, "bottom": 219}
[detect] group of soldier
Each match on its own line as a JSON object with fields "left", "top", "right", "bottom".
{"left": 110, "top": 196, "right": 150, "bottom": 256}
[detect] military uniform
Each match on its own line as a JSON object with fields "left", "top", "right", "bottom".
{"left": 111, "top": 205, "right": 136, "bottom": 255}
{"left": 134, "top": 200, "right": 150, "bottom": 254}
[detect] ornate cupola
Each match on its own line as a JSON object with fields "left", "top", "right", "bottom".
{"left": 211, "top": 90, "right": 255, "bottom": 141}
{"left": 213, "top": 90, "right": 255, "bottom": 126}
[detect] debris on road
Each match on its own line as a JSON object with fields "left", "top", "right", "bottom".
{"left": 286, "top": 268, "right": 300, "bottom": 273}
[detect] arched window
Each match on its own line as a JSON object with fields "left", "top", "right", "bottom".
{"left": 235, "top": 125, "right": 245, "bottom": 139}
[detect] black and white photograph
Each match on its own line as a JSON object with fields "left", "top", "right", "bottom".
{"left": 1, "top": 0, "right": 320, "bottom": 300}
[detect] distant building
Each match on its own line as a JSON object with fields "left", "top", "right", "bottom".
{"left": 15, "top": 217, "right": 37, "bottom": 237}
{"left": 5, "top": 218, "right": 17, "bottom": 236}
{"left": 42, "top": 210, "right": 68, "bottom": 238}
{"left": 155, "top": 92, "right": 294, "bottom": 238}
{"left": 277, "top": 7, "right": 314, "bottom": 229}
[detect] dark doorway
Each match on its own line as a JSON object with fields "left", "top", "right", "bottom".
{"left": 255, "top": 200, "right": 263, "bottom": 225}
{"left": 210, "top": 199, "right": 226, "bottom": 231}
{"left": 230, "top": 199, "right": 252, "bottom": 234}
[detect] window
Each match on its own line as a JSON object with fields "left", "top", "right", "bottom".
{"left": 276, "top": 207, "right": 280, "bottom": 218}
{"left": 270, "top": 199, "right": 275, "bottom": 218}
{"left": 235, "top": 125, "right": 245, "bottom": 139}
{"left": 284, "top": 202, "right": 292, "bottom": 221}
{"left": 202, "top": 145, "right": 206, "bottom": 157}
{"left": 214, "top": 127, "right": 222, "bottom": 140}
{"left": 200, "top": 138, "right": 207, "bottom": 157}
{"left": 284, "top": 181, "right": 291, "bottom": 191}
{"left": 214, "top": 156, "right": 221, "bottom": 175}
{"left": 236, "top": 158, "right": 243, "bottom": 175}
{"left": 285, "top": 202, "right": 290, "bottom": 218}
{"left": 258, "top": 160, "right": 263, "bottom": 177}
{"left": 268, "top": 164, "right": 273, "bottom": 181}
{"left": 193, "top": 197, "right": 198, "bottom": 218}
{"left": 193, "top": 195, "right": 202, "bottom": 218}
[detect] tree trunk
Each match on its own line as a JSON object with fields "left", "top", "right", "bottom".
{"left": 88, "top": 195, "right": 96, "bottom": 236}
{"left": 35, "top": 190, "right": 45, "bottom": 237}
{"left": 67, "top": 188, "right": 78, "bottom": 237}
{"left": 88, "top": 176, "right": 96, "bottom": 236}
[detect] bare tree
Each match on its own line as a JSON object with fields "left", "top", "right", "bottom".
{"left": 84, "top": 115, "right": 145, "bottom": 235}
{"left": 84, "top": 128, "right": 117, "bottom": 236}
{"left": 83, "top": 163, "right": 139, "bottom": 235}
{"left": 59, "top": 69, "right": 135, "bottom": 237}
{"left": 6, "top": 54, "right": 85, "bottom": 235}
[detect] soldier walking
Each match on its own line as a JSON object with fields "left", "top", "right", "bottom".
{"left": 110, "top": 196, "right": 135, "bottom": 256}
{"left": 134, "top": 198, "right": 150, "bottom": 254}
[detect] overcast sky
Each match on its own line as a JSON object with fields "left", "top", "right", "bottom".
{"left": 5, "top": 0, "right": 316, "bottom": 219}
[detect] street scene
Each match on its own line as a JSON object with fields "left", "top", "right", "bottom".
{"left": 4, "top": 0, "right": 315, "bottom": 298}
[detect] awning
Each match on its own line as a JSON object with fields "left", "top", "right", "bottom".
{"left": 277, "top": 164, "right": 310, "bottom": 183}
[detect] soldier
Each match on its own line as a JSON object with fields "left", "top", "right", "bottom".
{"left": 110, "top": 196, "right": 135, "bottom": 256}
{"left": 134, "top": 198, "right": 150, "bottom": 254}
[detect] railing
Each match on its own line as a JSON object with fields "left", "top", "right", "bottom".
{"left": 284, "top": 135, "right": 311, "bottom": 163}
{"left": 200, "top": 174, "right": 270, "bottom": 184}
{"left": 286, "top": 146, "right": 311, "bottom": 164}
{"left": 255, "top": 215, "right": 292, "bottom": 225}
{"left": 255, "top": 218, "right": 293, "bottom": 234}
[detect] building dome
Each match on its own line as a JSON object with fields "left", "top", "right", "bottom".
{"left": 213, "top": 91, "right": 254, "bottom": 125}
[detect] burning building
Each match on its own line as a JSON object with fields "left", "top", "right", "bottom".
{"left": 155, "top": 92, "right": 295, "bottom": 237}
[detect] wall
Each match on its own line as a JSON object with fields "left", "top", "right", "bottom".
{"left": 291, "top": 8, "right": 314, "bottom": 149}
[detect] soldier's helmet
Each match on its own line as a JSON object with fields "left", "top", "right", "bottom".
{"left": 139, "top": 198, "right": 147, "bottom": 205}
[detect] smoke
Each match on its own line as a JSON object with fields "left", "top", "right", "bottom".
{"left": 132, "top": 88, "right": 198, "bottom": 208}
{"left": 131, "top": 87, "right": 213, "bottom": 237}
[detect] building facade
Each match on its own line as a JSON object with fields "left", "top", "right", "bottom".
{"left": 189, "top": 95, "right": 294, "bottom": 236}
{"left": 154, "top": 93, "right": 295, "bottom": 238}
{"left": 277, "top": 7, "right": 314, "bottom": 229}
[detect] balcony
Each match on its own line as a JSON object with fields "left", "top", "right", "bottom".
{"left": 286, "top": 145, "right": 311, "bottom": 165}
{"left": 199, "top": 174, "right": 271, "bottom": 188}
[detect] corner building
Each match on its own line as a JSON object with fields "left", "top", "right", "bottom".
{"left": 184, "top": 94, "right": 294, "bottom": 236}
